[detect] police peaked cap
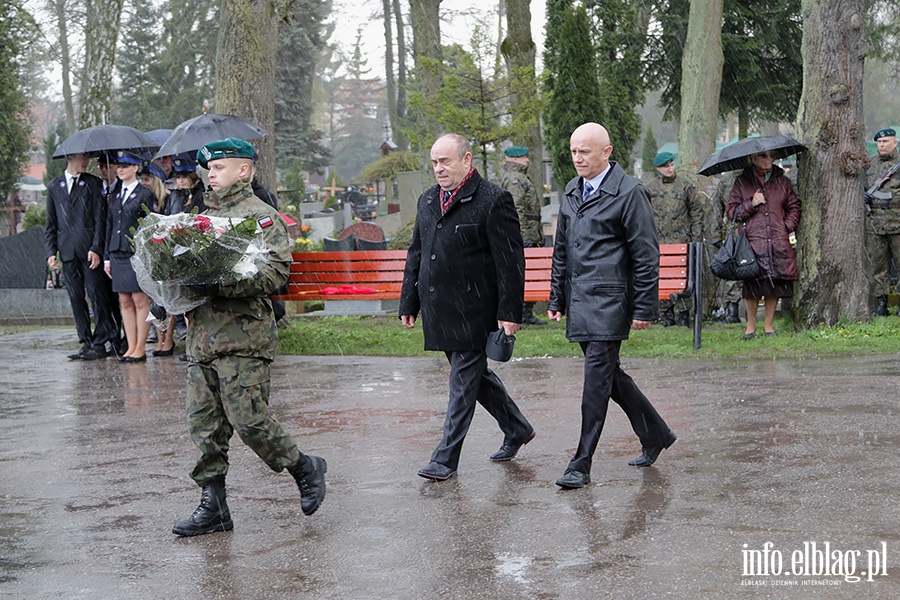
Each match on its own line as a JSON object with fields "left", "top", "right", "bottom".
{"left": 172, "top": 152, "right": 197, "bottom": 173}
{"left": 653, "top": 151, "right": 676, "bottom": 167}
{"left": 139, "top": 160, "right": 167, "bottom": 181}
{"left": 504, "top": 146, "right": 529, "bottom": 158}
{"left": 197, "top": 137, "right": 256, "bottom": 169}
{"left": 113, "top": 149, "right": 146, "bottom": 166}
{"left": 874, "top": 128, "right": 896, "bottom": 141}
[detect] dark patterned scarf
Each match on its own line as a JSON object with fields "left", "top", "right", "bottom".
{"left": 441, "top": 166, "right": 476, "bottom": 215}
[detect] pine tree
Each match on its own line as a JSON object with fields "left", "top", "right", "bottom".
{"left": 642, "top": 124, "right": 658, "bottom": 174}
{"left": 0, "top": 1, "right": 35, "bottom": 198}
{"left": 542, "top": 1, "right": 604, "bottom": 185}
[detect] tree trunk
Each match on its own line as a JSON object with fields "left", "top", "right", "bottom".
{"left": 502, "top": 0, "right": 543, "bottom": 200}
{"left": 794, "top": 0, "right": 869, "bottom": 324}
{"left": 393, "top": 0, "right": 409, "bottom": 150}
{"left": 53, "top": 0, "right": 75, "bottom": 132}
{"left": 215, "top": 0, "right": 283, "bottom": 191}
{"left": 79, "top": 0, "right": 124, "bottom": 128}
{"left": 383, "top": 0, "right": 399, "bottom": 146}
{"left": 409, "top": 0, "right": 442, "bottom": 149}
{"left": 677, "top": 0, "right": 724, "bottom": 170}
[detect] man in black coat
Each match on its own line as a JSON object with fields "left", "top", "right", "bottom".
{"left": 45, "top": 152, "right": 117, "bottom": 360}
{"left": 400, "top": 134, "right": 535, "bottom": 480}
{"left": 548, "top": 122, "right": 677, "bottom": 489}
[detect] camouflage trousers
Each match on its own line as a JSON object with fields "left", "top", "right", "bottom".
{"left": 187, "top": 355, "right": 300, "bottom": 486}
{"left": 865, "top": 228, "right": 900, "bottom": 296}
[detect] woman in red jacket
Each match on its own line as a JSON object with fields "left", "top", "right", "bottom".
{"left": 726, "top": 152, "right": 802, "bottom": 338}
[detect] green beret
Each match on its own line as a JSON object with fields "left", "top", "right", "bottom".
{"left": 653, "top": 151, "right": 675, "bottom": 167}
{"left": 197, "top": 137, "right": 256, "bottom": 168}
{"left": 504, "top": 146, "right": 529, "bottom": 158}
{"left": 874, "top": 128, "right": 896, "bottom": 141}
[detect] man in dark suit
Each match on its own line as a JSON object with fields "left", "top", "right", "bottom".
{"left": 45, "top": 152, "right": 117, "bottom": 360}
{"left": 400, "top": 134, "right": 535, "bottom": 481}
{"left": 548, "top": 122, "right": 677, "bottom": 489}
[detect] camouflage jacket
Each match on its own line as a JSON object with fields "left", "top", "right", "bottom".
{"left": 645, "top": 174, "right": 703, "bottom": 243}
{"left": 186, "top": 179, "right": 291, "bottom": 362}
{"left": 499, "top": 162, "right": 543, "bottom": 246}
{"left": 865, "top": 149, "right": 900, "bottom": 235}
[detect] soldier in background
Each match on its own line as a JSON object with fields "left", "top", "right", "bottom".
{"left": 645, "top": 151, "right": 703, "bottom": 327}
{"left": 865, "top": 127, "right": 900, "bottom": 317}
{"left": 172, "top": 138, "right": 326, "bottom": 536}
{"left": 499, "top": 146, "right": 546, "bottom": 325}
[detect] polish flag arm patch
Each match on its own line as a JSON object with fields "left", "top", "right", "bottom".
{"left": 258, "top": 216, "right": 274, "bottom": 228}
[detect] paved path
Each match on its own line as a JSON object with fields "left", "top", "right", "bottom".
{"left": 1, "top": 329, "right": 899, "bottom": 599}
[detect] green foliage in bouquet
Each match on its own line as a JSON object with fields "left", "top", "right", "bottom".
{"left": 140, "top": 213, "right": 259, "bottom": 285}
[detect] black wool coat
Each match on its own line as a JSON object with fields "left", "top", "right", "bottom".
{"left": 44, "top": 172, "right": 106, "bottom": 262}
{"left": 549, "top": 162, "right": 659, "bottom": 342}
{"left": 399, "top": 169, "right": 525, "bottom": 351}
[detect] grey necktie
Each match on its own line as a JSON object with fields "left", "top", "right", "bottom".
{"left": 582, "top": 181, "right": 593, "bottom": 202}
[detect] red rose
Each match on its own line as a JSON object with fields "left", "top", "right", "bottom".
{"left": 192, "top": 215, "right": 212, "bottom": 232}
{"left": 151, "top": 230, "right": 167, "bottom": 243}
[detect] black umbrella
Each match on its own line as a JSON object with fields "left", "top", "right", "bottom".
{"left": 698, "top": 134, "right": 807, "bottom": 176}
{"left": 52, "top": 125, "right": 159, "bottom": 158}
{"left": 145, "top": 129, "right": 173, "bottom": 146}
{"left": 155, "top": 113, "right": 267, "bottom": 158}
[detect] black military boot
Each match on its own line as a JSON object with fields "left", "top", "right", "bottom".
{"left": 288, "top": 454, "right": 327, "bottom": 516}
{"left": 676, "top": 310, "right": 690, "bottom": 327}
{"left": 661, "top": 307, "right": 676, "bottom": 327}
{"left": 724, "top": 301, "right": 741, "bottom": 324}
{"left": 522, "top": 303, "right": 547, "bottom": 326}
{"left": 875, "top": 295, "right": 889, "bottom": 317}
{"left": 172, "top": 476, "right": 233, "bottom": 536}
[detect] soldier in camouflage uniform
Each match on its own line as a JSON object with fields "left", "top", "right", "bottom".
{"left": 865, "top": 128, "right": 900, "bottom": 317}
{"left": 645, "top": 152, "right": 703, "bottom": 326}
{"left": 499, "top": 146, "right": 546, "bottom": 325}
{"left": 172, "top": 138, "right": 327, "bottom": 537}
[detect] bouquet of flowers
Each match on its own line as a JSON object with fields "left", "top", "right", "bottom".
{"left": 131, "top": 212, "right": 269, "bottom": 314}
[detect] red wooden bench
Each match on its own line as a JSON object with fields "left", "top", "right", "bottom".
{"left": 276, "top": 242, "right": 703, "bottom": 347}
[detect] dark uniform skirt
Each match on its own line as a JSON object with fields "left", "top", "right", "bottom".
{"left": 110, "top": 252, "right": 141, "bottom": 294}
{"left": 742, "top": 276, "right": 794, "bottom": 300}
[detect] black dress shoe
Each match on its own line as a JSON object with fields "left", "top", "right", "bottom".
{"left": 522, "top": 313, "right": 547, "bottom": 326}
{"left": 81, "top": 348, "right": 108, "bottom": 361}
{"left": 490, "top": 430, "right": 536, "bottom": 461}
{"left": 417, "top": 461, "right": 457, "bottom": 481}
{"left": 555, "top": 469, "right": 590, "bottom": 489}
{"left": 68, "top": 345, "right": 91, "bottom": 360}
{"left": 152, "top": 348, "right": 175, "bottom": 357}
{"left": 125, "top": 355, "right": 147, "bottom": 363}
{"left": 628, "top": 432, "right": 678, "bottom": 467}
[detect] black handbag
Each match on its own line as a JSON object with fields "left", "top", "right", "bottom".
{"left": 710, "top": 223, "right": 760, "bottom": 281}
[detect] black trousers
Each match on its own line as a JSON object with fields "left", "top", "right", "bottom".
{"left": 431, "top": 350, "right": 533, "bottom": 469}
{"left": 568, "top": 340, "right": 672, "bottom": 474}
{"left": 62, "top": 257, "right": 118, "bottom": 349}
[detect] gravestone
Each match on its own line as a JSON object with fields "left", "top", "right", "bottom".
{"left": 0, "top": 227, "right": 46, "bottom": 288}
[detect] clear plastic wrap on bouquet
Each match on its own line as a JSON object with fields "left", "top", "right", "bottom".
{"left": 131, "top": 212, "right": 269, "bottom": 314}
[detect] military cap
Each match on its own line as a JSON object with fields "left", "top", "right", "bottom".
{"left": 196, "top": 137, "right": 256, "bottom": 169}
{"left": 653, "top": 151, "right": 676, "bottom": 167}
{"left": 504, "top": 146, "right": 529, "bottom": 158}
{"left": 874, "top": 128, "right": 896, "bottom": 141}
{"left": 139, "top": 160, "right": 167, "bottom": 181}
{"left": 172, "top": 152, "right": 197, "bottom": 173}
{"left": 113, "top": 149, "right": 145, "bottom": 166}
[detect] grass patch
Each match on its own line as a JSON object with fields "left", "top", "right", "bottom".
{"left": 278, "top": 315, "right": 900, "bottom": 358}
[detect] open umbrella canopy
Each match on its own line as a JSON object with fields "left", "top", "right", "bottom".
{"left": 155, "top": 113, "right": 267, "bottom": 158}
{"left": 144, "top": 129, "right": 173, "bottom": 146}
{"left": 697, "top": 134, "right": 807, "bottom": 176}
{"left": 52, "top": 125, "right": 159, "bottom": 159}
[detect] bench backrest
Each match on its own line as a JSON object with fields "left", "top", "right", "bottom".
{"left": 280, "top": 244, "right": 690, "bottom": 303}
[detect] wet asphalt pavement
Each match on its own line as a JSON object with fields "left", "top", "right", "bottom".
{"left": 2, "top": 328, "right": 900, "bottom": 599}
